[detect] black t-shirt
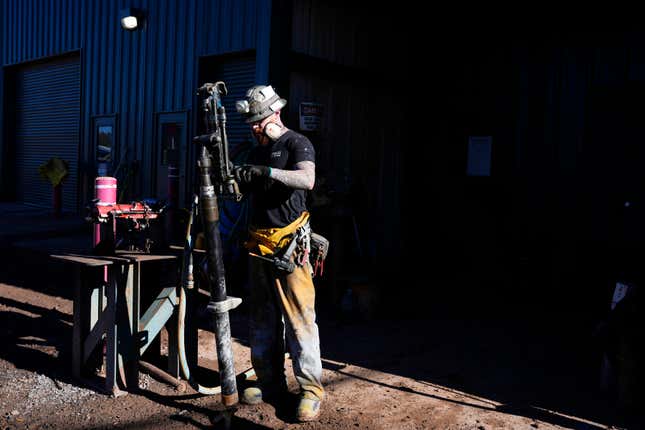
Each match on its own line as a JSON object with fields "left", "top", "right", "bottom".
{"left": 246, "top": 130, "right": 315, "bottom": 228}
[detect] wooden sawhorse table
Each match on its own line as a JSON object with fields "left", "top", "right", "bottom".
{"left": 51, "top": 250, "right": 183, "bottom": 396}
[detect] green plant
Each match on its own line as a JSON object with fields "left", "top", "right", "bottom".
{"left": 38, "top": 157, "right": 69, "bottom": 187}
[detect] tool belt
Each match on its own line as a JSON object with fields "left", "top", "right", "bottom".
{"left": 246, "top": 212, "right": 329, "bottom": 276}
{"left": 310, "top": 232, "right": 329, "bottom": 277}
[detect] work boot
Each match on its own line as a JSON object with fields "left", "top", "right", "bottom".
{"left": 241, "top": 383, "right": 288, "bottom": 405}
{"left": 296, "top": 391, "right": 322, "bottom": 422}
{"left": 241, "top": 387, "right": 264, "bottom": 405}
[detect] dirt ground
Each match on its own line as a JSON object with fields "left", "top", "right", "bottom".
{"left": 0, "top": 250, "right": 642, "bottom": 430}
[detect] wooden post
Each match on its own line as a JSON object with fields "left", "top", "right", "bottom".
{"left": 53, "top": 183, "right": 62, "bottom": 217}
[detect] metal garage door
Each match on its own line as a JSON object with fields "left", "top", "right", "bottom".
{"left": 204, "top": 55, "right": 256, "bottom": 158}
{"left": 197, "top": 54, "right": 256, "bottom": 243}
{"left": 14, "top": 55, "right": 81, "bottom": 211}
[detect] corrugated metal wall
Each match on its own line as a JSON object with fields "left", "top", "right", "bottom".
{"left": 1, "top": 0, "right": 271, "bottom": 207}
{"left": 288, "top": 3, "right": 402, "bottom": 288}
{"left": 291, "top": 0, "right": 369, "bottom": 68}
{"left": 435, "top": 31, "right": 645, "bottom": 317}
{"left": 514, "top": 41, "right": 640, "bottom": 313}
{"left": 509, "top": 42, "right": 636, "bottom": 244}
{"left": 204, "top": 54, "right": 257, "bottom": 155}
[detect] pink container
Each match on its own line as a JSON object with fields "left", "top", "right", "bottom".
{"left": 95, "top": 176, "right": 117, "bottom": 204}
{"left": 93, "top": 177, "right": 117, "bottom": 247}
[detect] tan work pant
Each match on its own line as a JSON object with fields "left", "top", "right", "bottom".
{"left": 248, "top": 257, "right": 324, "bottom": 401}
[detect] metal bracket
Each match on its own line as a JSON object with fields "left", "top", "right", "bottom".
{"left": 206, "top": 296, "right": 242, "bottom": 314}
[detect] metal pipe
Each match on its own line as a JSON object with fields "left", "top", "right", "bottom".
{"left": 196, "top": 144, "right": 238, "bottom": 407}
{"left": 174, "top": 81, "right": 243, "bottom": 406}
{"left": 139, "top": 360, "right": 187, "bottom": 392}
{"left": 176, "top": 197, "right": 253, "bottom": 398}
{"left": 177, "top": 285, "right": 256, "bottom": 395}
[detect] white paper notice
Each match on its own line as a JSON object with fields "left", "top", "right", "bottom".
{"left": 299, "top": 102, "right": 324, "bottom": 132}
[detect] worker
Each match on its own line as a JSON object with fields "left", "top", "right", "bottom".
{"left": 234, "top": 84, "right": 324, "bottom": 422}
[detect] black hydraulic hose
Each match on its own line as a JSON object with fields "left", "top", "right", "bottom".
{"left": 177, "top": 196, "right": 225, "bottom": 396}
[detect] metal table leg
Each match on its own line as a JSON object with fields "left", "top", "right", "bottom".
{"left": 105, "top": 264, "right": 120, "bottom": 395}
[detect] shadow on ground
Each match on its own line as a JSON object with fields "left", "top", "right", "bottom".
{"left": 2, "top": 238, "right": 644, "bottom": 429}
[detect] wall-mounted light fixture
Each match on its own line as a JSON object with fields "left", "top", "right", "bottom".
{"left": 120, "top": 8, "right": 144, "bottom": 31}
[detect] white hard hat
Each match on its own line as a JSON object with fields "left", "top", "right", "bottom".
{"left": 235, "top": 85, "right": 287, "bottom": 123}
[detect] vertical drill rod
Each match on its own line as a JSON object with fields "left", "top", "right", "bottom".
{"left": 197, "top": 146, "right": 238, "bottom": 406}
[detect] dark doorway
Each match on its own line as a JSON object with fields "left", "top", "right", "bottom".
{"left": 578, "top": 83, "right": 645, "bottom": 316}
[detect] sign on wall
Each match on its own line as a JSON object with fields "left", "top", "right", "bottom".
{"left": 299, "top": 102, "right": 324, "bottom": 131}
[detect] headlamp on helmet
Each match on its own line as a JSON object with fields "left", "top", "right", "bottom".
{"left": 235, "top": 85, "right": 287, "bottom": 123}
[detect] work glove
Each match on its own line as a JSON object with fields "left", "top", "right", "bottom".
{"left": 234, "top": 164, "right": 270, "bottom": 184}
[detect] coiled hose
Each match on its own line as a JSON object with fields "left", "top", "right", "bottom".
{"left": 177, "top": 285, "right": 223, "bottom": 395}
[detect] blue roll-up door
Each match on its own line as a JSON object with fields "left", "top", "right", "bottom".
{"left": 14, "top": 55, "right": 81, "bottom": 211}
{"left": 214, "top": 56, "right": 256, "bottom": 159}
{"left": 198, "top": 54, "right": 256, "bottom": 241}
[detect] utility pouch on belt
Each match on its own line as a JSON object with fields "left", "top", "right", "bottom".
{"left": 246, "top": 212, "right": 331, "bottom": 276}
{"left": 310, "top": 232, "right": 329, "bottom": 277}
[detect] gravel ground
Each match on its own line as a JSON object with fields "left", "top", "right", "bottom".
{"left": 1, "top": 277, "right": 641, "bottom": 429}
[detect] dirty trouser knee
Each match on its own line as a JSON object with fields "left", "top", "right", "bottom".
{"left": 249, "top": 258, "right": 287, "bottom": 389}
{"left": 249, "top": 258, "right": 324, "bottom": 400}
{"left": 276, "top": 263, "right": 324, "bottom": 401}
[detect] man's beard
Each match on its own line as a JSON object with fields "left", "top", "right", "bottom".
{"left": 253, "top": 126, "right": 271, "bottom": 146}
{"left": 254, "top": 130, "right": 271, "bottom": 146}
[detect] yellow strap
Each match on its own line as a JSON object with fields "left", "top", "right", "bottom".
{"left": 246, "top": 211, "right": 310, "bottom": 255}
